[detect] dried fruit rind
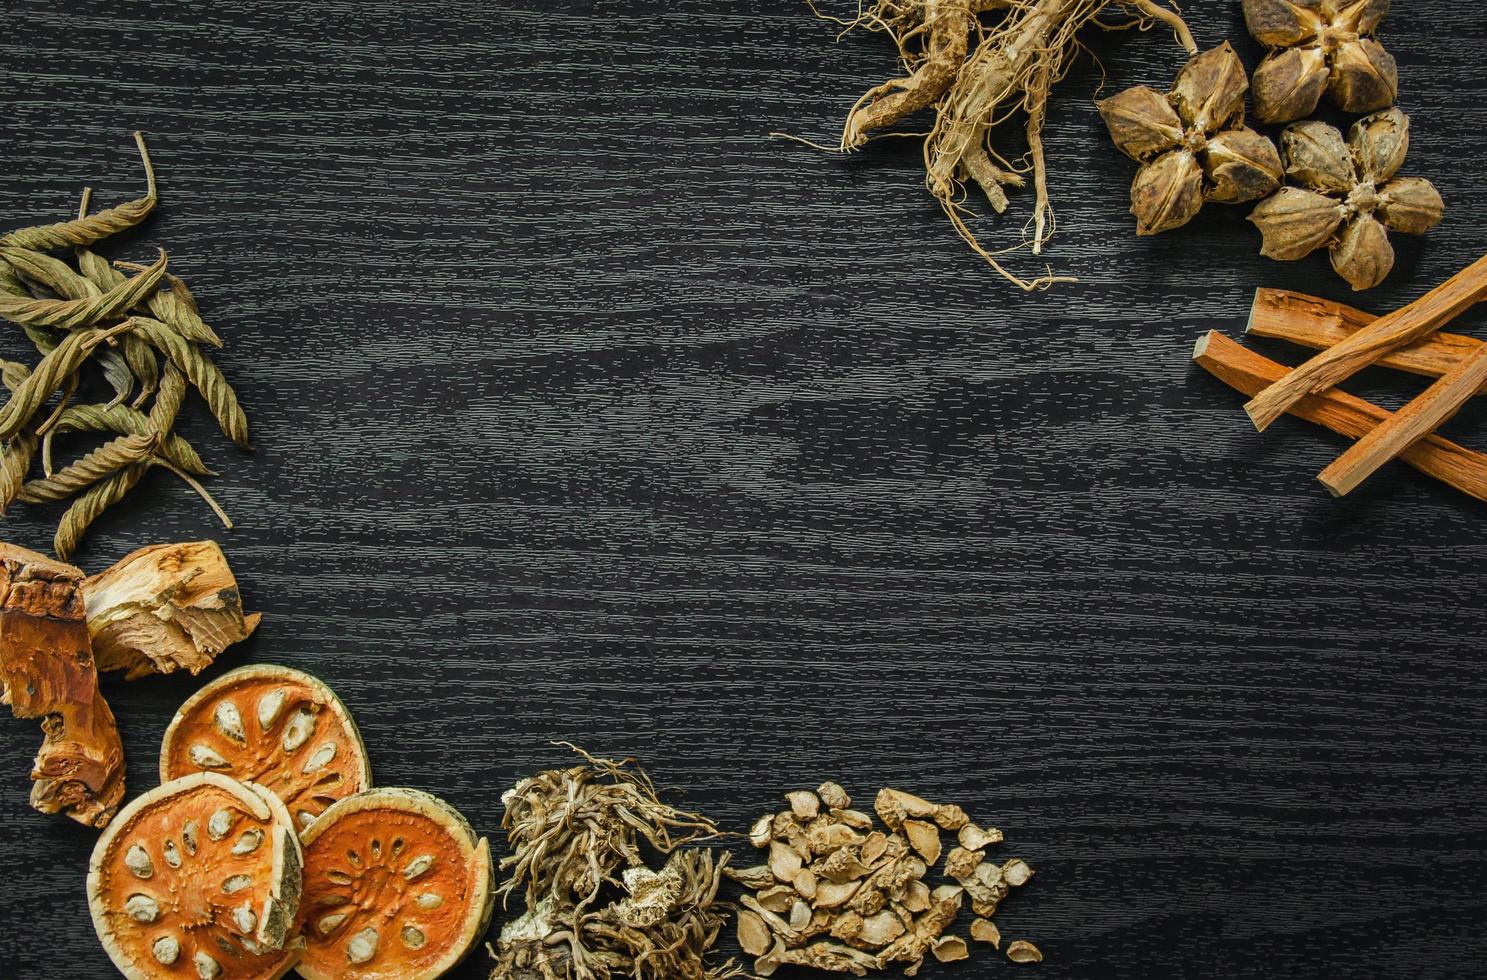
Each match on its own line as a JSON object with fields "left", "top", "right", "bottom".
{"left": 160, "top": 664, "right": 371, "bottom": 832}
{"left": 87, "top": 771, "right": 303, "bottom": 980}
{"left": 296, "top": 787, "right": 494, "bottom": 980}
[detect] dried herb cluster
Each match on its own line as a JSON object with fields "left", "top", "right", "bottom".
{"left": 816, "top": 0, "right": 1197, "bottom": 289}
{"left": 731, "top": 783, "right": 1039, "bottom": 976}
{"left": 489, "top": 746, "right": 742, "bottom": 980}
{"left": 0, "top": 133, "right": 250, "bottom": 557}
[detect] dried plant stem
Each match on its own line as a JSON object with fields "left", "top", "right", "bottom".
{"left": 1, "top": 132, "right": 157, "bottom": 251}
{"left": 1317, "top": 345, "right": 1487, "bottom": 497}
{"left": 155, "top": 458, "right": 233, "bottom": 529}
{"left": 1247, "top": 288, "right": 1483, "bottom": 383}
{"left": 1245, "top": 253, "right": 1487, "bottom": 430}
{"left": 1194, "top": 331, "right": 1487, "bottom": 502}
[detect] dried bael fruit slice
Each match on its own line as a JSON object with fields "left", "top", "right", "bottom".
{"left": 296, "top": 788, "right": 494, "bottom": 980}
{"left": 87, "top": 771, "right": 303, "bottom": 979}
{"left": 160, "top": 664, "right": 371, "bottom": 833}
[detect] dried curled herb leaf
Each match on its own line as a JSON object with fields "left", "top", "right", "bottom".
{"left": 1245, "top": 0, "right": 1397, "bottom": 123}
{"left": 2, "top": 133, "right": 157, "bottom": 251}
{"left": 1249, "top": 108, "right": 1442, "bottom": 290}
{"left": 1099, "top": 43, "right": 1281, "bottom": 235}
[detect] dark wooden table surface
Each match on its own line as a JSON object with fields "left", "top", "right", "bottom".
{"left": 1, "top": 2, "right": 1484, "bottom": 977}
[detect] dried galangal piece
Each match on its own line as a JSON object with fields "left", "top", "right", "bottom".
{"left": 1244, "top": 0, "right": 1396, "bottom": 123}
{"left": 83, "top": 540, "right": 259, "bottom": 680}
{"left": 1099, "top": 43, "right": 1281, "bottom": 235}
{"left": 1249, "top": 108, "right": 1443, "bottom": 290}
{"left": 160, "top": 664, "right": 371, "bottom": 832}
{"left": 0, "top": 542, "right": 123, "bottom": 826}
{"left": 295, "top": 787, "right": 494, "bottom": 980}
{"left": 87, "top": 771, "right": 304, "bottom": 979}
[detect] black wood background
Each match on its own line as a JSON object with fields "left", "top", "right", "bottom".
{"left": 1, "top": 1, "right": 1484, "bottom": 977}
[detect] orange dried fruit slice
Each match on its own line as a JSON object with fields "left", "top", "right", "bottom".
{"left": 295, "top": 788, "right": 495, "bottom": 979}
{"left": 87, "top": 772, "right": 304, "bottom": 979}
{"left": 160, "top": 665, "right": 371, "bottom": 833}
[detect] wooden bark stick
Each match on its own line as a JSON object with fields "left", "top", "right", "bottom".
{"left": 1243, "top": 253, "right": 1487, "bottom": 431}
{"left": 1193, "top": 331, "right": 1487, "bottom": 501}
{"left": 82, "top": 540, "right": 260, "bottom": 680}
{"left": 0, "top": 542, "right": 124, "bottom": 826}
{"left": 1247, "top": 288, "right": 1484, "bottom": 382}
{"left": 1317, "top": 345, "right": 1487, "bottom": 497}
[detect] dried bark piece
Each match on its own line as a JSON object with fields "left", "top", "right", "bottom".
{"left": 87, "top": 772, "right": 303, "bottom": 979}
{"left": 817, "top": 781, "right": 851, "bottom": 810}
{"left": 1007, "top": 939, "right": 1044, "bottom": 963}
{"left": 1100, "top": 44, "right": 1280, "bottom": 235}
{"left": 83, "top": 540, "right": 259, "bottom": 680}
{"left": 296, "top": 787, "right": 494, "bottom": 980}
{"left": 1250, "top": 109, "right": 1442, "bottom": 290}
{"left": 738, "top": 908, "right": 772, "bottom": 957}
{"left": 787, "top": 789, "right": 821, "bottom": 820}
{"left": 160, "top": 665, "right": 371, "bottom": 833}
{"left": 958, "top": 822, "right": 1003, "bottom": 850}
{"left": 902, "top": 819, "right": 942, "bottom": 864}
{"left": 1244, "top": 0, "right": 1397, "bottom": 122}
{"left": 0, "top": 542, "right": 124, "bottom": 826}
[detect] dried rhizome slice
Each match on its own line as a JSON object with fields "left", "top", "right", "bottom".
{"left": 0, "top": 541, "right": 124, "bottom": 826}
{"left": 83, "top": 540, "right": 260, "bottom": 680}
{"left": 295, "top": 787, "right": 494, "bottom": 980}
{"left": 160, "top": 664, "right": 371, "bottom": 833}
{"left": 87, "top": 771, "right": 304, "bottom": 979}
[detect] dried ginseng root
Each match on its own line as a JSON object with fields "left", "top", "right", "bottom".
{"left": 1249, "top": 108, "right": 1443, "bottom": 290}
{"left": 0, "top": 541, "right": 124, "bottom": 826}
{"left": 87, "top": 771, "right": 304, "bottom": 979}
{"left": 1244, "top": 0, "right": 1397, "bottom": 123}
{"left": 489, "top": 745, "right": 742, "bottom": 980}
{"left": 818, "top": 0, "right": 1196, "bottom": 288}
{"left": 733, "top": 783, "right": 1038, "bottom": 976}
{"left": 160, "top": 664, "right": 372, "bottom": 833}
{"left": 1099, "top": 43, "right": 1281, "bottom": 235}
{"left": 83, "top": 540, "right": 260, "bottom": 679}
{"left": 295, "top": 787, "right": 495, "bottom": 980}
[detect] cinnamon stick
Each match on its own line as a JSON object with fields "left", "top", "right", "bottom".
{"left": 1244, "top": 253, "right": 1487, "bottom": 431}
{"left": 1247, "top": 288, "right": 1484, "bottom": 382}
{"left": 1317, "top": 344, "right": 1487, "bottom": 497}
{"left": 1193, "top": 331, "right": 1487, "bottom": 501}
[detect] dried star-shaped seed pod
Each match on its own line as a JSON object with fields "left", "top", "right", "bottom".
{"left": 1099, "top": 43, "right": 1282, "bottom": 235}
{"left": 1244, "top": 0, "right": 1397, "bottom": 123}
{"left": 1249, "top": 108, "right": 1444, "bottom": 290}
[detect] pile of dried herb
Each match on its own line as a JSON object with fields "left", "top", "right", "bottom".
{"left": 810, "top": 0, "right": 1197, "bottom": 289}
{"left": 731, "top": 783, "right": 1040, "bottom": 975}
{"left": 489, "top": 745, "right": 742, "bottom": 980}
{"left": 0, "top": 133, "right": 249, "bottom": 557}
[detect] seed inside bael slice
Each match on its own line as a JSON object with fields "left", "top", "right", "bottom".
{"left": 88, "top": 772, "right": 303, "bottom": 980}
{"left": 295, "top": 788, "right": 494, "bottom": 980}
{"left": 160, "top": 665, "right": 371, "bottom": 833}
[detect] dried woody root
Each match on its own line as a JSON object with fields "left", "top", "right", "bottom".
{"left": 0, "top": 539, "right": 254, "bottom": 826}
{"left": 732, "top": 783, "right": 1040, "bottom": 976}
{"left": 1195, "top": 254, "right": 1487, "bottom": 500}
{"left": 489, "top": 745, "right": 742, "bottom": 980}
{"left": 820, "top": 0, "right": 1196, "bottom": 288}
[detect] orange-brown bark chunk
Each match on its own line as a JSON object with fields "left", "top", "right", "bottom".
{"left": 0, "top": 541, "right": 124, "bottom": 826}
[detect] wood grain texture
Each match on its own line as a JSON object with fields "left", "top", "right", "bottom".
{"left": 0, "top": 1, "right": 1485, "bottom": 977}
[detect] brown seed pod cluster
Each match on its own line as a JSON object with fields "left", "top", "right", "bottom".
{"left": 1243, "top": 0, "right": 1397, "bottom": 123}
{"left": 1099, "top": 43, "right": 1282, "bottom": 235}
{"left": 1249, "top": 108, "right": 1442, "bottom": 290}
{"left": 731, "top": 783, "right": 1040, "bottom": 976}
{"left": 489, "top": 745, "right": 742, "bottom": 980}
{"left": 0, "top": 133, "right": 250, "bottom": 558}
